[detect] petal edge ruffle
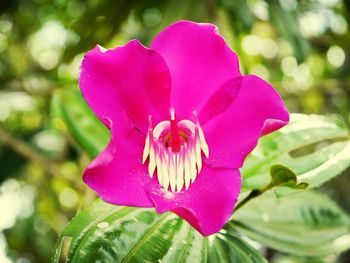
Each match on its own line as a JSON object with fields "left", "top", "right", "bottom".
{"left": 79, "top": 40, "right": 171, "bottom": 132}
{"left": 83, "top": 111, "right": 153, "bottom": 207}
{"left": 202, "top": 75, "right": 289, "bottom": 169}
{"left": 151, "top": 20, "right": 241, "bottom": 120}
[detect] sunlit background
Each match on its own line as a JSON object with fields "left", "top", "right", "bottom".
{"left": 0, "top": 0, "right": 349, "bottom": 262}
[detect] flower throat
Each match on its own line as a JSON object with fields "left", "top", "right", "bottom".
{"left": 142, "top": 108, "right": 209, "bottom": 193}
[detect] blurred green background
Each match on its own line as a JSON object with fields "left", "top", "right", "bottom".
{"left": 0, "top": 0, "right": 349, "bottom": 262}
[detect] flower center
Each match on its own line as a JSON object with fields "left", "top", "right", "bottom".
{"left": 142, "top": 109, "right": 209, "bottom": 193}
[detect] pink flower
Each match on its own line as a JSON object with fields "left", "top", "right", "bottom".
{"left": 79, "top": 20, "right": 289, "bottom": 236}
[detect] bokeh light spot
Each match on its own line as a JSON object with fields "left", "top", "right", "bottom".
{"left": 242, "top": 35, "right": 261, "bottom": 56}
{"left": 281, "top": 56, "right": 298, "bottom": 77}
{"left": 143, "top": 8, "right": 162, "bottom": 26}
{"left": 327, "top": 46, "right": 345, "bottom": 68}
{"left": 59, "top": 188, "right": 79, "bottom": 209}
{"left": 260, "top": 38, "right": 278, "bottom": 59}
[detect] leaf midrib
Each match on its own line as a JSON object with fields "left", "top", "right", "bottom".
{"left": 121, "top": 213, "right": 175, "bottom": 263}
{"left": 69, "top": 206, "right": 136, "bottom": 262}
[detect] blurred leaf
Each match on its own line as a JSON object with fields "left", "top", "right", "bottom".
{"left": 271, "top": 254, "right": 328, "bottom": 263}
{"left": 63, "top": 0, "right": 139, "bottom": 61}
{"left": 52, "top": 88, "right": 109, "bottom": 158}
{"left": 230, "top": 191, "right": 350, "bottom": 257}
{"left": 219, "top": 0, "right": 253, "bottom": 30}
{"left": 53, "top": 200, "right": 267, "bottom": 263}
{"left": 242, "top": 114, "right": 350, "bottom": 192}
{"left": 268, "top": 0, "right": 309, "bottom": 62}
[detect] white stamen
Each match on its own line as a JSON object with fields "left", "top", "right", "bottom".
{"left": 178, "top": 120, "right": 195, "bottom": 134}
{"left": 156, "top": 151, "right": 163, "bottom": 185}
{"left": 169, "top": 149, "right": 177, "bottom": 192}
{"left": 176, "top": 147, "right": 185, "bottom": 192}
{"left": 195, "top": 136, "right": 202, "bottom": 171}
{"left": 184, "top": 147, "right": 191, "bottom": 190}
{"left": 189, "top": 145, "right": 197, "bottom": 183}
{"left": 142, "top": 132, "right": 150, "bottom": 163}
{"left": 162, "top": 153, "right": 170, "bottom": 191}
{"left": 198, "top": 125, "right": 209, "bottom": 158}
{"left": 153, "top": 121, "right": 170, "bottom": 138}
{"left": 148, "top": 143, "right": 156, "bottom": 177}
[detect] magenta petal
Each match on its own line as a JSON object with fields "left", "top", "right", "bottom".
{"left": 83, "top": 111, "right": 153, "bottom": 207}
{"left": 146, "top": 166, "right": 241, "bottom": 236}
{"left": 151, "top": 20, "right": 241, "bottom": 120}
{"left": 198, "top": 77, "right": 241, "bottom": 125}
{"left": 203, "top": 75, "right": 289, "bottom": 169}
{"left": 79, "top": 40, "right": 171, "bottom": 131}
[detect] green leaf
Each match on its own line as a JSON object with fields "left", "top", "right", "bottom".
{"left": 52, "top": 88, "right": 109, "bottom": 158}
{"left": 234, "top": 165, "right": 308, "bottom": 213}
{"left": 208, "top": 233, "right": 268, "bottom": 263}
{"left": 53, "top": 200, "right": 267, "bottom": 263}
{"left": 269, "top": 165, "right": 308, "bottom": 190}
{"left": 220, "top": 0, "right": 253, "bottom": 30}
{"left": 269, "top": 0, "right": 309, "bottom": 62}
{"left": 230, "top": 191, "right": 350, "bottom": 257}
{"left": 269, "top": 255, "right": 328, "bottom": 263}
{"left": 242, "top": 114, "right": 350, "bottom": 192}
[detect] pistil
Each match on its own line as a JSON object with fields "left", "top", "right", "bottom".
{"left": 169, "top": 108, "right": 181, "bottom": 152}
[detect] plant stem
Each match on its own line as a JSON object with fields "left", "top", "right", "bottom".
{"left": 234, "top": 184, "right": 273, "bottom": 212}
{"left": 234, "top": 190, "right": 262, "bottom": 212}
{"left": 0, "top": 125, "right": 65, "bottom": 180}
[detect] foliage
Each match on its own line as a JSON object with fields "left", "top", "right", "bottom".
{"left": 51, "top": 88, "right": 350, "bottom": 262}
{"left": 52, "top": 200, "right": 267, "bottom": 263}
{"left": 231, "top": 191, "right": 350, "bottom": 257}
